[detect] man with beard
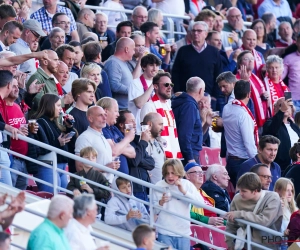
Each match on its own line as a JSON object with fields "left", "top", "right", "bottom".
{"left": 0, "top": 21, "right": 23, "bottom": 51}
{"left": 250, "top": 164, "right": 274, "bottom": 190}
{"left": 237, "top": 135, "right": 281, "bottom": 191}
{"left": 140, "top": 71, "right": 182, "bottom": 159}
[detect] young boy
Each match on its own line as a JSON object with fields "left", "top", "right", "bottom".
{"left": 67, "top": 147, "right": 111, "bottom": 202}
{"left": 132, "top": 224, "right": 156, "bottom": 250}
{"left": 104, "top": 176, "right": 149, "bottom": 231}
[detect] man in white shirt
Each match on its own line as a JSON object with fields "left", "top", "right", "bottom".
{"left": 128, "top": 53, "right": 161, "bottom": 132}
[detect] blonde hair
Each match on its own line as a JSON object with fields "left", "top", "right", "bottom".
{"left": 80, "top": 146, "right": 98, "bottom": 158}
{"left": 274, "top": 178, "right": 297, "bottom": 213}
{"left": 80, "top": 63, "right": 102, "bottom": 84}
{"left": 162, "top": 159, "right": 185, "bottom": 179}
{"left": 96, "top": 97, "right": 116, "bottom": 111}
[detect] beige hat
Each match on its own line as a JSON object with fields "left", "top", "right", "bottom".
{"left": 23, "top": 19, "right": 46, "bottom": 37}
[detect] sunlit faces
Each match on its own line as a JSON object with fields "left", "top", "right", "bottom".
{"left": 46, "top": 51, "right": 60, "bottom": 74}
{"left": 213, "top": 167, "right": 230, "bottom": 189}
{"left": 252, "top": 21, "right": 265, "bottom": 39}
{"left": 278, "top": 23, "right": 293, "bottom": 42}
{"left": 285, "top": 184, "right": 294, "bottom": 203}
{"left": 133, "top": 35, "right": 145, "bottom": 58}
{"left": 147, "top": 26, "right": 160, "bottom": 44}
{"left": 227, "top": 8, "right": 242, "bottom": 30}
{"left": 117, "top": 26, "right": 132, "bottom": 38}
{"left": 54, "top": 62, "right": 69, "bottom": 86}
{"left": 258, "top": 143, "right": 278, "bottom": 164}
{"left": 77, "top": 84, "right": 95, "bottom": 106}
{"left": 61, "top": 49, "right": 75, "bottom": 71}
{"left": 213, "top": 15, "right": 224, "bottom": 32}
{"left": 72, "top": 46, "right": 84, "bottom": 65}
{"left": 60, "top": 205, "right": 73, "bottom": 228}
{"left": 49, "top": 31, "right": 65, "bottom": 50}
{"left": 54, "top": 14, "right": 71, "bottom": 34}
{"left": 87, "top": 68, "right": 101, "bottom": 85}
{"left": 82, "top": 153, "right": 97, "bottom": 169}
{"left": 164, "top": 165, "right": 179, "bottom": 185}
{"left": 191, "top": 23, "right": 208, "bottom": 44}
{"left": 95, "top": 15, "right": 108, "bottom": 33}
{"left": 266, "top": 62, "right": 283, "bottom": 82}
{"left": 242, "top": 30, "right": 257, "bottom": 51}
{"left": 132, "top": 8, "right": 148, "bottom": 29}
{"left": 123, "top": 112, "right": 137, "bottom": 129}
{"left": 218, "top": 80, "right": 234, "bottom": 97}
{"left": 105, "top": 100, "right": 119, "bottom": 126}
{"left": 207, "top": 32, "right": 222, "bottom": 50}
{"left": 8, "top": 78, "right": 19, "bottom": 100}
{"left": 154, "top": 76, "right": 173, "bottom": 100}
{"left": 118, "top": 181, "right": 132, "bottom": 195}
{"left": 4, "top": 28, "right": 22, "bottom": 46}
{"left": 257, "top": 167, "right": 272, "bottom": 190}
{"left": 90, "top": 106, "right": 107, "bottom": 129}
{"left": 240, "top": 52, "right": 255, "bottom": 72}
{"left": 150, "top": 116, "right": 164, "bottom": 138}
{"left": 142, "top": 64, "right": 159, "bottom": 79}
{"left": 186, "top": 166, "right": 204, "bottom": 187}
{"left": 203, "top": 16, "right": 215, "bottom": 31}
{"left": 144, "top": 231, "right": 156, "bottom": 250}
{"left": 198, "top": 95, "right": 211, "bottom": 110}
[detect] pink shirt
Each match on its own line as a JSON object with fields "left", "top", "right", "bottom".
{"left": 282, "top": 51, "right": 300, "bottom": 100}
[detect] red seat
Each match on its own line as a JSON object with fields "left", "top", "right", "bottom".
{"left": 210, "top": 226, "right": 227, "bottom": 248}
{"left": 27, "top": 175, "right": 39, "bottom": 192}
{"left": 36, "top": 191, "right": 53, "bottom": 199}
{"left": 25, "top": 190, "right": 37, "bottom": 195}
{"left": 199, "top": 147, "right": 226, "bottom": 169}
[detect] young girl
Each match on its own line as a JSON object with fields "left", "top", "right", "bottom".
{"left": 154, "top": 159, "right": 204, "bottom": 250}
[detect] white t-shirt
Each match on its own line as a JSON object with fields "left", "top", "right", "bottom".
{"left": 153, "top": 0, "right": 185, "bottom": 16}
{"left": 285, "top": 123, "right": 299, "bottom": 147}
{"left": 101, "top": 1, "right": 125, "bottom": 32}
{"left": 128, "top": 77, "right": 153, "bottom": 132}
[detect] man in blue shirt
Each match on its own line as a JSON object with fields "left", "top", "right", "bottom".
{"left": 237, "top": 135, "right": 281, "bottom": 190}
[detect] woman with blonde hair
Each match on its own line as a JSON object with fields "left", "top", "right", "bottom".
{"left": 81, "top": 63, "right": 111, "bottom": 101}
{"left": 274, "top": 178, "right": 297, "bottom": 233}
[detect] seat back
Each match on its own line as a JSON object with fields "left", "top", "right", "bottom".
{"left": 36, "top": 191, "right": 54, "bottom": 199}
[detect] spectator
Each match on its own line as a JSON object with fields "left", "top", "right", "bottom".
{"left": 49, "top": 27, "right": 65, "bottom": 51}
{"left": 282, "top": 34, "right": 300, "bottom": 112}
{"left": 30, "top": 0, "right": 79, "bottom": 41}
{"left": 225, "top": 173, "right": 282, "bottom": 249}
{"left": 116, "top": 110, "right": 154, "bottom": 202}
{"left": 40, "top": 13, "right": 72, "bottom": 50}
{"left": 274, "top": 178, "right": 297, "bottom": 233}
{"left": 76, "top": 8, "right": 95, "bottom": 41}
{"left": 97, "top": 97, "right": 136, "bottom": 176}
{"left": 27, "top": 195, "right": 74, "bottom": 250}
{"left": 104, "top": 37, "right": 135, "bottom": 109}
{"left": 0, "top": 232, "right": 10, "bottom": 250}
{"left": 237, "top": 135, "right": 281, "bottom": 190}
{"left": 154, "top": 159, "right": 204, "bottom": 250}
{"left": 122, "top": 0, "right": 151, "bottom": 10}
{"left": 131, "top": 6, "right": 148, "bottom": 31}
{"left": 172, "top": 77, "right": 205, "bottom": 164}
{"left": 30, "top": 94, "right": 75, "bottom": 192}
{"left": 172, "top": 21, "right": 222, "bottom": 109}
{"left": 258, "top": 0, "right": 292, "bottom": 21}
{"left": 56, "top": 44, "right": 78, "bottom": 93}
{"left": 0, "top": 21, "right": 23, "bottom": 51}
{"left": 293, "top": 19, "right": 300, "bottom": 41}
{"left": 128, "top": 53, "right": 161, "bottom": 131}
{"left": 64, "top": 193, "right": 110, "bottom": 250}
{"left": 185, "top": 162, "right": 225, "bottom": 226}
{"left": 101, "top": 21, "right": 133, "bottom": 62}
{"left": 0, "top": 4, "right": 16, "bottom": 31}
{"left": 53, "top": 61, "right": 69, "bottom": 96}
{"left": 102, "top": 1, "right": 125, "bottom": 33}
{"left": 75, "top": 106, "right": 118, "bottom": 182}
{"left": 250, "top": 19, "right": 271, "bottom": 55}
{"left": 105, "top": 176, "right": 150, "bottom": 231}
{"left": 250, "top": 163, "right": 273, "bottom": 190}
{"left": 275, "top": 21, "right": 294, "bottom": 48}
{"left": 69, "top": 41, "right": 84, "bottom": 77}
{"left": 143, "top": 112, "right": 165, "bottom": 184}
{"left": 263, "top": 98, "right": 300, "bottom": 171}
{"left": 287, "top": 194, "right": 300, "bottom": 245}
{"left": 140, "top": 71, "right": 182, "bottom": 159}
{"left": 261, "top": 13, "right": 277, "bottom": 48}
{"left": 10, "top": 19, "right": 46, "bottom": 80}
{"left": 93, "top": 12, "right": 116, "bottom": 47}
{"left": 195, "top": 9, "right": 216, "bottom": 31}
{"left": 222, "top": 80, "right": 257, "bottom": 186}
{"left": 67, "top": 147, "right": 110, "bottom": 205}
{"left": 223, "top": 7, "right": 245, "bottom": 40}
{"left": 132, "top": 224, "right": 157, "bottom": 250}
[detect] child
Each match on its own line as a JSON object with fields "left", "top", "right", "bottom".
{"left": 154, "top": 159, "right": 204, "bottom": 250}
{"left": 104, "top": 176, "right": 149, "bottom": 231}
{"left": 132, "top": 224, "right": 156, "bottom": 250}
{"left": 67, "top": 147, "right": 111, "bottom": 203}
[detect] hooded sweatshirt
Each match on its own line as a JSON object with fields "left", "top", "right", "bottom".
{"left": 172, "top": 92, "right": 202, "bottom": 161}
{"left": 104, "top": 176, "right": 149, "bottom": 231}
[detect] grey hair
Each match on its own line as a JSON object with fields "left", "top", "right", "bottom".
{"left": 192, "top": 21, "right": 208, "bottom": 32}
{"left": 80, "top": 62, "right": 102, "bottom": 83}
{"left": 47, "top": 195, "right": 74, "bottom": 219}
{"left": 148, "top": 8, "right": 163, "bottom": 23}
{"left": 73, "top": 194, "right": 96, "bottom": 219}
{"left": 205, "top": 164, "right": 223, "bottom": 181}
{"left": 279, "top": 21, "right": 292, "bottom": 30}
{"left": 188, "top": 21, "right": 194, "bottom": 32}
{"left": 132, "top": 6, "right": 147, "bottom": 16}
{"left": 266, "top": 55, "right": 283, "bottom": 70}
{"left": 0, "top": 51, "right": 16, "bottom": 59}
{"left": 186, "top": 77, "right": 205, "bottom": 93}
{"left": 216, "top": 71, "right": 236, "bottom": 84}
{"left": 95, "top": 12, "right": 108, "bottom": 21}
{"left": 49, "top": 27, "right": 65, "bottom": 38}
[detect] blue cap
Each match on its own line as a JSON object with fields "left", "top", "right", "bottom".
{"left": 184, "top": 162, "right": 200, "bottom": 172}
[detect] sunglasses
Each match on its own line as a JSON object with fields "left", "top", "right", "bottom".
{"left": 162, "top": 83, "right": 174, "bottom": 88}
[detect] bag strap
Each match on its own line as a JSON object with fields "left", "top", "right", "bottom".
{"left": 253, "top": 190, "right": 266, "bottom": 214}
{"left": 38, "top": 118, "right": 55, "bottom": 142}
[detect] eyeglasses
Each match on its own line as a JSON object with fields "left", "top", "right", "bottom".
{"left": 134, "top": 15, "right": 148, "bottom": 19}
{"left": 187, "top": 171, "right": 204, "bottom": 176}
{"left": 162, "top": 83, "right": 174, "bottom": 88}
{"left": 192, "top": 29, "right": 205, "bottom": 33}
{"left": 30, "top": 30, "right": 41, "bottom": 42}
{"left": 258, "top": 174, "right": 273, "bottom": 180}
{"left": 243, "top": 58, "right": 255, "bottom": 62}
{"left": 55, "top": 21, "right": 71, "bottom": 25}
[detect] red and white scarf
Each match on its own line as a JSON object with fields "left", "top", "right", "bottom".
{"left": 232, "top": 99, "right": 259, "bottom": 146}
{"left": 264, "top": 76, "right": 289, "bottom": 116}
{"left": 240, "top": 46, "right": 263, "bottom": 73}
{"left": 151, "top": 94, "right": 183, "bottom": 159}
{"left": 236, "top": 72, "right": 266, "bottom": 127}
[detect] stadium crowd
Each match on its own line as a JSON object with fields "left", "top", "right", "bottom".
{"left": 0, "top": 0, "right": 300, "bottom": 249}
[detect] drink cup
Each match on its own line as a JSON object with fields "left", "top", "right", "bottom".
{"left": 141, "top": 125, "right": 149, "bottom": 132}
{"left": 164, "top": 187, "right": 172, "bottom": 201}
{"left": 125, "top": 124, "right": 133, "bottom": 133}
{"left": 160, "top": 44, "right": 166, "bottom": 56}
{"left": 28, "top": 120, "right": 37, "bottom": 133}
{"left": 113, "top": 156, "right": 120, "bottom": 162}
{"left": 228, "top": 37, "right": 234, "bottom": 44}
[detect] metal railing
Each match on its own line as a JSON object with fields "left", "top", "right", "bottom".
{"left": 1, "top": 130, "right": 282, "bottom": 250}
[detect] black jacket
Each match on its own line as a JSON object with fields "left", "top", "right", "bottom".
{"left": 263, "top": 111, "right": 300, "bottom": 171}
{"left": 127, "top": 135, "right": 155, "bottom": 193}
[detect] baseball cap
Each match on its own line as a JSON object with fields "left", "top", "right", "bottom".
{"left": 23, "top": 19, "right": 46, "bottom": 37}
{"left": 184, "top": 162, "right": 201, "bottom": 172}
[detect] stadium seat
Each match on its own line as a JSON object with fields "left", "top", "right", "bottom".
{"left": 199, "top": 147, "right": 226, "bottom": 169}
{"left": 36, "top": 192, "right": 54, "bottom": 199}
{"left": 27, "top": 175, "right": 39, "bottom": 192}
{"left": 25, "top": 190, "right": 37, "bottom": 195}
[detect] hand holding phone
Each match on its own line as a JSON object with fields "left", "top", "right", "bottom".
{"left": 284, "top": 92, "right": 292, "bottom": 100}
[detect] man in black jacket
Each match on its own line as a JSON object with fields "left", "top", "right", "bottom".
{"left": 116, "top": 110, "right": 155, "bottom": 203}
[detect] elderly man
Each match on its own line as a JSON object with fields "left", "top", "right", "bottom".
{"left": 275, "top": 22, "right": 294, "bottom": 48}
{"left": 237, "top": 135, "right": 281, "bottom": 190}
{"left": 93, "top": 12, "right": 115, "bottom": 48}
{"left": 30, "top": 0, "right": 79, "bottom": 41}
{"left": 185, "top": 162, "right": 225, "bottom": 226}
{"left": 250, "top": 163, "right": 273, "bottom": 190}
{"left": 64, "top": 194, "right": 109, "bottom": 250}
{"left": 201, "top": 164, "right": 231, "bottom": 212}
{"left": 76, "top": 8, "right": 95, "bottom": 41}
{"left": 53, "top": 61, "right": 69, "bottom": 94}
{"left": 223, "top": 7, "right": 245, "bottom": 39}
{"left": 104, "top": 37, "right": 135, "bottom": 109}
{"left": 172, "top": 77, "right": 205, "bottom": 164}
{"left": 131, "top": 6, "right": 148, "bottom": 31}
{"left": 27, "top": 195, "right": 74, "bottom": 250}
{"left": 0, "top": 21, "right": 23, "bottom": 51}
{"left": 172, "top": 21, "right": 222, "bottom": 110}
{"left": 49, "top": 27, "right": 65, "bottom": 51}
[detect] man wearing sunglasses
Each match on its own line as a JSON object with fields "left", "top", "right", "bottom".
{"left": 140, "top": 71, "right": 182, "bottom": 160}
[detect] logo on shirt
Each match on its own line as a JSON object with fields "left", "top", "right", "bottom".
{"left": 8, "top": 117, "right": 26, "bottom": 126}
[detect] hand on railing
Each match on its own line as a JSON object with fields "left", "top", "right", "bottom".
{"left": 224, "top": 211, "right": 236, "bottom": 222}
{"left": 208, "top": 216, "right": 224, "bottom": 226}
{"left": 19, "top": 124, "right": 29, "bottom": 136}
{"left": 4, "top": 124, "right": 23, "bottom": 140}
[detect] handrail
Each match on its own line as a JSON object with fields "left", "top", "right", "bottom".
{"left": 1, "top": 131, "right": 282, "bottom": 249}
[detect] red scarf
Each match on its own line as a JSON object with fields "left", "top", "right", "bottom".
{"left": 240, "top": 46, "right": 263, "bottom": 73}
{"left": 56, "top": 82, "right": 64, "bottom": 97}
{"left": 0, "top": 96, "right": 8, "bottom": 123}
{"left": 191, "top": 0, "right": 200, "bottom": 11}
{"left": 140, "top": 75, "right": 149, "bottom": 92}
{"left": 232, "top": 99, "right": 259, "bottom": 146}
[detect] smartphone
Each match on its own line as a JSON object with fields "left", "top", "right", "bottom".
{"left": 284, "top": 92, "right": 292, "bottom": 100}
{"left": 66, "top": 131, "right": 76, "bottom": 139}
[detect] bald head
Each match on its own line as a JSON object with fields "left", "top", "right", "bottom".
{"left": 59, "top": 60, "right": 68, "bottom": 71}
{"left": 40, "top": 50, "right": 59, "bottom": 74}
{"left": 115, "top": 37, "right": 135, "bottom": 61}
{"left": 143, "top": 112, "right": 162, "bottom": 124}
{"left": 87, "top": 105, "right": 103, "bottom": 117}
{"left": 242, "top": 29, "right": 257, "bottom": 51}
{"left": 116, "top": 37, "right": 134, "bottom": 51}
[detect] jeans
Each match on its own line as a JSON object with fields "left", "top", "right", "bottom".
{"left": 293, "top": 100, "right": 300, "bottom": 114}
{"left": 33, "top": 163, "right": 68, "bottom": 193}
{"left": 226, "top": 157, "right": 247, "bottom": 188}
{"left": 157, "top": 233, "right": 190, "bottom": 250}
{"left": 10, "top": 156, "right": 28, "bottom": 190}
{"left": 0, "top": 150, "right": 12, "bottom": 186}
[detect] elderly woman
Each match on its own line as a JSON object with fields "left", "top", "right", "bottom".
{"left": 81, "top": 63, "right": 111, "bottom": 101}
{"left": 64, "top": 194, "right": 109, "bottom": 250}
{"left": 264, "top": 55, "right": 289, "bottom": 116}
